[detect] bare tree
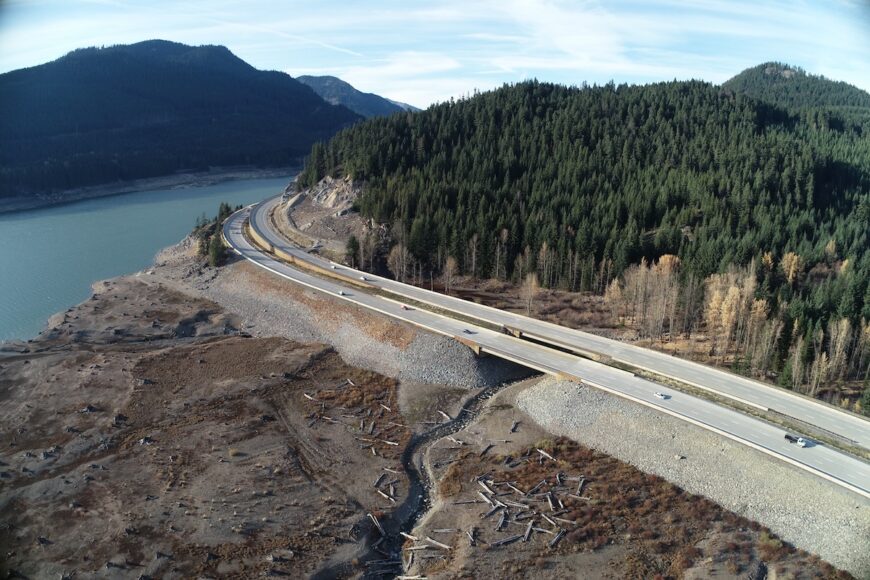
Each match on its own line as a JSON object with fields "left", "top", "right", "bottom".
{"left": 647, "top": 255, "right": 680, "bottom": 341}
{"left": 444, "top": 256, "right": 458, "bottom": 295}
{"left": 360, "top": 231, "right": 378, "bottom": 272}
{"left": 595, "top": 258, "right": 613, "bottom": 295}
{"left": 603, "top": 278, "right": 623, "bottom": 324}
{"left": 790, "top": 333, "right": 806, "bottom": 391}
{"left": 744, "top": 298, "right": 769, "bottom": 374}
{"left": 751, "top": 317, "right": 783, "bottom": 379}
{"left": 808, "top": 352, "right": 830, "bottom": 398}
{"left": 537, "top": 242, "right": 553, "bottom": 288}
{"left": 387, "top": 243, "right": 410, "bottom": 282}
{"left": 622, "top": 260, "right": 649, "bottom": 331}
{"left": 703, "top": 265, "right": 758, "bottom": 363}
{"left": 678, "top": 273, "right": 703, "bottom": 340}
{"left": 468, "top": 233, "right": 479, "bottom": 279}
{"left": 704, "top": 284, "right": 724, "bottom": 357}
{"left": 718, "top": 286, "right": 741, "bottom": 363}
{"left": 514, "top": 246, "right": 532, "bottom": 283}
{"left": 828, "top": 318, "right": 851, "bottom": 382}
{"left": 522, "top": 272, "right": 539, "bottom": 316}
{"left": 567, "top": 249, "right": 581, "bottom": 291}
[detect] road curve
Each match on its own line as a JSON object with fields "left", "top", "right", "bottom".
{"left": 251, "top": 195, "right": 870, "bottom": 450}
{"left": 224, "top": 205, "right": 870, "bottom": 500}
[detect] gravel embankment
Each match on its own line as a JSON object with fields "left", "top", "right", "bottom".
{"left": 153, "top": 244, "right": 527, "bottom": 389}
{"left": 516, "top": 378, "right": 870, "bottom": 577}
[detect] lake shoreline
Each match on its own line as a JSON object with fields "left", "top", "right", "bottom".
{"left": 0, "top": 174, "right": 294, "bottom": 341}
{"left": 0, "top": 166, "right": 298, "bottom": 215}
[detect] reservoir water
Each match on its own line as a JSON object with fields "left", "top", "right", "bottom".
{"left": 0, "top": 176, "right": 291, "bottom": 341}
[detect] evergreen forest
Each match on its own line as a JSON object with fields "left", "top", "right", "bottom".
{"left": 299, "top": 63, "right": 870, "bottom": 409}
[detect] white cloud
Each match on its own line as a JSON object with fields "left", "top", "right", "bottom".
{"left": 464, "top": 32, "right": 530, "bottom": 44}
{"left": 1, "top": 0, "right": 868, "bottom": 105}
{"left": 289, "top": 51, "right": 465, "bottom": 106}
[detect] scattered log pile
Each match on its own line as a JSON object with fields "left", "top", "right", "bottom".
{"left": 407, "top": 446, "right": 589, "bottom": 561}
{"left": 298, "top": 375, "right": 410, "bottom": 461}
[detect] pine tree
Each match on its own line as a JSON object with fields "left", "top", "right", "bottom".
{"left": 346, "top": 235, "right": 360, "bottom": 268}
{"left": 208, "top": 234, "right": 226, "bottom": 267}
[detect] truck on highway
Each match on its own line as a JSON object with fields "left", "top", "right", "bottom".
{"left": 784, "top": 434, "right": 808, "bottom": 447}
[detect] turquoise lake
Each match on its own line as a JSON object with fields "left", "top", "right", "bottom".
{"left": 0, "top": 176, "right": 291, "bottom": 341}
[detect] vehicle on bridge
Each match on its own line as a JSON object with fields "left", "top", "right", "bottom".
{"left": 785, "top": 434, "right": 809, "bottom": 447}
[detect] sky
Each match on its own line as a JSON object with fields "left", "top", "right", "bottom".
{"left": 0, "top": 0, "right": 868, "bottom": 108}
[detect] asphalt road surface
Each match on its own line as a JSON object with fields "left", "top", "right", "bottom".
{"left": 225, "top": 205, "right": 870, "bottom": 499}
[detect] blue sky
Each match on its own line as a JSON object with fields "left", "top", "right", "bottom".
{"left": 1, "top": 0, "right": 868, "bottom": 107}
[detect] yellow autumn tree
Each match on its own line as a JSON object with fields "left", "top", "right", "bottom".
{"left": 780, "top": 252, "right": 803, "bottom": 286}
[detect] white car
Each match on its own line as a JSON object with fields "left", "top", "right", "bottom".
{"left": 796, "top": 437, "right": 808, "bottom": 448}
{"left": 330, "top": 265, "right": 337, "bottom": 269}
{"left": 654, "top": 392, "right": 669, "bottom": 400}
{"left": 337, "top": 290, "right": 346, "bottom": 296}
{"left": 359, "top": 275, "right": 368, "bottom": 281}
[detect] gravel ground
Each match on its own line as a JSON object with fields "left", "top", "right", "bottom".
{"left": 152, "top": 241, "right": 527, "bottom": 389}
{"left": 516, "top": 377, "right": 870, "bottom": 578}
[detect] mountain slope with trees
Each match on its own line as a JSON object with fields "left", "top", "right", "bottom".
{"left": 297, "top": 75, "right": 418, "bottom": 117}
{"left": 299, "top": 72, "right": 870, "bottom": 409}
{"left": 723, "top": 62, "right": 870, "bottom": 110}
{"left": 0, "top": 40, "right": 361, "bottom": 197}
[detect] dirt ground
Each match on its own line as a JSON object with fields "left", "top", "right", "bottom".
{"left": 0, "top": 275, "right": 422, "bottom": 579}
{"left": 406, "top": 381, "right": 851, "bottom": 580}
{"left": 0, "top": 228, "right": 857, "bottom": 579}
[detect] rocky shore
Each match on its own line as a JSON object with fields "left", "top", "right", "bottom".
{"left": 0, "top": 167, "right": 296, "bottom": 215}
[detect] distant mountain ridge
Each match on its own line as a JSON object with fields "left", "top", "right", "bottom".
{"left": 386, "top": 98, "right": 420, "bottom": 113}
{"left": 723, "top": 62, "right": 870, "bottom": 109}
{"left": 297, "top": 75, "right": 419, "bottom": 118}
{"left": 0, "top": 40, "right": 362, "bottom": 197}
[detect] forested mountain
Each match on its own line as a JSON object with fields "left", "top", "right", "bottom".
{"left": 386, "top": 99, "right": 421, "bottom": 113}
{"left": 297, "top": 75, "right": 418, "bottom": 117}
{"left": 0, "top": 40, "right": 361, "bottom": 197}
{"left": 299, "top": 74, "right": 870, "bottom": 407}
{"left": 723, "top": 62, "right": 870, "bottom": 110}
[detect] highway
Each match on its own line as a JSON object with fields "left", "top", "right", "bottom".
{"left": 250, "top": 195, "right": 870, "bottom": 450}
{"left": 225, "top": 205, "right": 870, "bottom": 499}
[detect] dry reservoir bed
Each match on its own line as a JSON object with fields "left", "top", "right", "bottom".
{"left": 0, "top": 238, "right": 864, "bottom": 578}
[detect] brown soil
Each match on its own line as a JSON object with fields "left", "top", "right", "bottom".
{"left": 0, "top": 275, "right": 410, "bottom": 579}
{"left": 407, "top": 382, "right": 851, "bottom": 580}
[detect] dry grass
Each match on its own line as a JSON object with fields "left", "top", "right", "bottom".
{"left": 441, "top": 436, "right": 853, "bottom": 579}
{"left": 296, "top": 359, "right": 410, "bottom": 460}
{"left": 438, "top": 462, "right": 464, "bottom": 497}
